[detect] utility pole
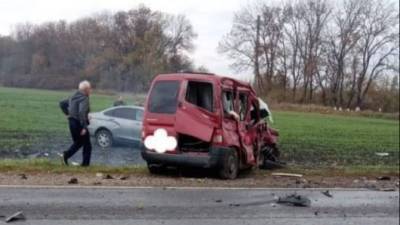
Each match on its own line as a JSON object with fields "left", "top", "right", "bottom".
{"left": 254, "top": 15, "right": 262, "bottom": 93}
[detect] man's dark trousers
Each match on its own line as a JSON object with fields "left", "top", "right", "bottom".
{"left": 64, "top": 117, "right": 92, "bottom": 166}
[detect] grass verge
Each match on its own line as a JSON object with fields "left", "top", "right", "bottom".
{"left": 0, "top": 159, "right": 147, "bottom": 174}
{"left": 1, "top": 159, "right": 398, "bottom": 177}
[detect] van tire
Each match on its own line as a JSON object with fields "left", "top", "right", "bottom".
{"left": 218, "top": 149, "right": 239, "bottom": 179}
{"left": 147, "top": 163, "right": 164, "bottom": 174}
{"left": 260, "top": 145, "right": 284, "bottom": 169}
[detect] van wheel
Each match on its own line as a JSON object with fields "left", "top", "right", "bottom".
{"left": 219, "top": 149, "right": 239, "bottom": 179}
{"left": 260, "top": 145, "right": 284, "bottom": 169}
{"left": 262, "top": 145, "right": 280, "bottom": 162}
{"left": 147, "top": 163, "right": 164, "bottom": 174}
{"left": 95, "top": 129, "right": 113, "bottom": 148}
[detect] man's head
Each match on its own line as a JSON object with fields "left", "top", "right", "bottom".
{"left": 78, "top": 80, "right": 92, "bottom": 96}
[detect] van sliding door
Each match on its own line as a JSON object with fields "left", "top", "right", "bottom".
{"left": 175, "top": 81, "right": 217, "bottom": 142}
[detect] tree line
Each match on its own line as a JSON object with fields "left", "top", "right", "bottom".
{"left": 219, "top": 0, "right": 399, "bottom": 112}
{"left": 0, "top": 1, "right": 398, "bottom": 112}
{"left": 0, "top": 5, "right": 196, "bottom": 92}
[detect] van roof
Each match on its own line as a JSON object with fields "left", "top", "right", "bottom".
{"left": 155, "top": 73, "right": 254, "bottom": 90}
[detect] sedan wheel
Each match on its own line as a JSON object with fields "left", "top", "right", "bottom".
{"left": 96, "top": 130, "right": 113, "bottom": 148}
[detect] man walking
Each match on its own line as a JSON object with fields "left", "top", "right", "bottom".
{"left": 59, "top": 80, "right": 92, "bottom": 166}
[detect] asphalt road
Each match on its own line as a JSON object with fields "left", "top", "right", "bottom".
{"left": 0, "top": 186, "right": 398, "bottom": 225}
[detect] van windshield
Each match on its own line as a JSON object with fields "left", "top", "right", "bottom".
{"left": 148, "top": 80, "right": 180, "bottom": 114}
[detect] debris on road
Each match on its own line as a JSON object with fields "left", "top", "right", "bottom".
{"left": 261, "top": 160, "right": 286, "bottom": 170}
{"left": 96, "top": 172, "right": 103, "bottom": 178}
{"left": 378, "top": 188, "right": 395, "bottom": 192}
{"left": 277, "top": 194, "right": 311, "bottom": 207}
{"left": 5, "top": 211, "right": 25, "bottom": 223}
{"left": 375, "top": 152, "right": 389, "bottom": 157}
{"left": 96, "top": 173, "right": 114, "bottom": 179}
{"left": 272, "top": 172, "right": 303, "bottom": 178}
{"left": 376, "top": 176, "right": 391, "bottom": 181}
{"left": 67, "top": 178, "right": 78, "bottom": 184}
{"left": 104, "top": 174, "right": 114, "bottom": 179}
{"left": 295, "top": 178, "right": 308, "bottom": 184}
{"left": 119, "top": 175, "right": 129, "bottom": 180}
{"left": 215, "top": 199, "right": 223, "bottom": 203}
{"left": 18, "top": 174, "right": 27, "bottom": 180}
{"left": 28, "top": 152, "right": 49, "bottom": 159}
{"left": 70, "top": 161, "right": 80, "bottom": 166}
{"left": 229, "top": 203, "right": 241, "bottom": 207}
{"left": 321, "top": 190, "right": 333, "bottom": 198}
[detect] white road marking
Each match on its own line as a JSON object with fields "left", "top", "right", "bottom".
{"left": 0, "top": 184, "right": 374, "bottom": 191}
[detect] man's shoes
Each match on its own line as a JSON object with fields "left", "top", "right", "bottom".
{"left": 58, "top": 152, "right": 69, "bottom": 166}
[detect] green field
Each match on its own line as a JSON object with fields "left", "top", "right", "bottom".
{"left": 274, "top": 112, "right": 399, "bottom": 167}
{"left": 0, "top": 87, "right": 399, "bottom": 170}
{"left": 0, "top": 87, "right": 145, "bottom": 151}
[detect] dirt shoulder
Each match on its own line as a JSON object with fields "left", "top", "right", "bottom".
{"left": 1, "top": 159, "right": 398, "bottom": 189}
{"left": 1, "top": 170, "right": 398, "bottom": 190}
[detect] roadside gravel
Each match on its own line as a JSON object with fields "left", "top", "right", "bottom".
{"left": 0, "top": 171, "right": 398, "bottom": 189}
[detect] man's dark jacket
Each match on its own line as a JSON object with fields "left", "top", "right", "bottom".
{"left": 59, "top": 91, "right": 90, "bottom": 128}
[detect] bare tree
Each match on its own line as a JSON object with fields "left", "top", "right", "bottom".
{"left": 218, "top": 4, "right": 289, "bottom": 95}
{"left": 0, "top": 5, "right": 197, "bottom": 91}
{"left": 284, "top": 4, "right": 303, "bottom": 102}
{"left": 324, "top": 0, "right": 365, "bottom": 107}
{"left": 354, "top": 0, "right": 398, "bottom": 108}
{"left": 163, "top": 14, "right": 197, "bottom": 72}
{"left": 296, "top": 0, "right": 331, "bottom": 103}
{"left": 218, "top": 5, "right": 259, "bottom": 82}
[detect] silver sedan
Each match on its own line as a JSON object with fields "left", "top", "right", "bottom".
{"left": 88, "top": 106, "right": 143, "bottom": 148}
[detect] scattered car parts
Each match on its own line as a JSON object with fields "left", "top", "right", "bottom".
{"left": 5, "top": 211, "right": 25, "bottom": 223}
{"left": 277, "top": 194, "right": 311, "bottom": 207}
{"left": 272, "top": 172, "right": 303, "bottom": 178}
{"left": 321, "top": 190, "right": 333, "bottom": 198}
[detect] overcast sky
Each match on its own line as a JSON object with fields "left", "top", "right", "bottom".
{"left": 0, "top": 0, "right": 255, "bottom": 79}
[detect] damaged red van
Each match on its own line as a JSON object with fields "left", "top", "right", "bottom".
{"left": 141, "top": 72, "right": 280, "bottom": 179}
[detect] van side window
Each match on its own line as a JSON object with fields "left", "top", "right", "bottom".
{"left": 185, "top": 81, "right": 213, "bottom": 112}
{"left": 238, "top": 93, "right": 248, "bottom": 121}
{"left": 222, "top": 90, "right": 234, "bottom": 117}
{"left": 250, "top": 101, "right": 259, "bottom": 124}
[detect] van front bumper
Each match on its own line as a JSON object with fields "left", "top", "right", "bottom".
{"left": 141, "top": 146, "right": 231, "bottom": 169}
